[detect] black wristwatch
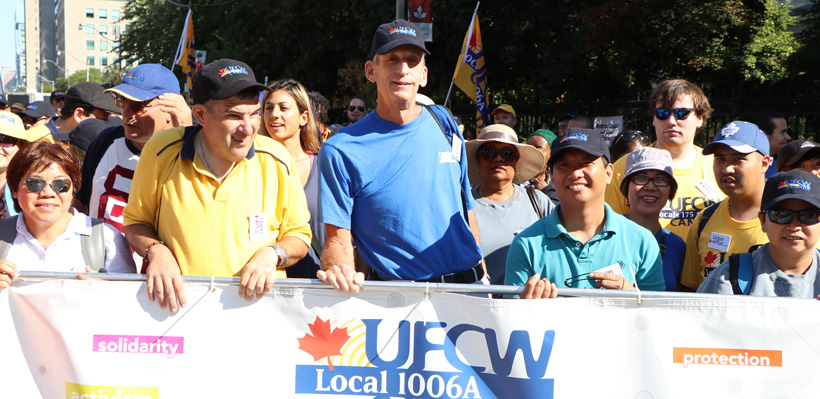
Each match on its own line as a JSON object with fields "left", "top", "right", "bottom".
{"left": 270, "top": 245, "right": 288, "bottom": 268}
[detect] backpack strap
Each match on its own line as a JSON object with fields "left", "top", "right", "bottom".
{"left": 526, "top": 185, "right": 544, "bottom": 219}
{"left": 696, "top": 201, "right": 721, "bottom": 240}
{"left": 0, "top": 215, "right": 19, "bottom": 260}
{"left": 728, "top": 252, "right": 753, "bottom": 295}
{"left": 422, "top": 104, "right": 471, "bottom": 224}
{"left": 81, "top": 218, "right": 107, "bottom": 272}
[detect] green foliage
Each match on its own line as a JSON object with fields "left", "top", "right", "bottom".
{"left": 67, "top": 68, "right": 122, "bottom": 87}
{"left": 116, "top": 0, "right": 804, "bottom": 113}
{"left": 741, "top": 0, "right": 799, "bottom": 82}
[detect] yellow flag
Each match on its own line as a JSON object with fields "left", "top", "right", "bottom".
{"left": 173, "top": 10, "right": 196, "bottom": 105}
{"left": 451, "top": 9, "right": 489, "bottom": 133}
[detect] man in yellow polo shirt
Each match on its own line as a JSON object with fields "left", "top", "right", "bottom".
{"left": 123, "top": 59, "right": 311, "bottom": 312}
{"left": 605, "top": 79, "right": 725, "bottom": 239}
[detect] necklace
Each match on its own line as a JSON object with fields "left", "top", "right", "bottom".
{"left": 197, "top": 134, "right": 233, "bottom": 182}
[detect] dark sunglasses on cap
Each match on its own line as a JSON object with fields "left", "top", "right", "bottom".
{"left": 654, "top": 107, "right": 695, "bottom": 121}
{"left": 0, "top": 135, "right": 21, "bottom": 148}
{"left": 25, "top": 178, "right": 72, "bottom": 194}
{"left": 478, "top": 147, "right": 519, "bottom": 162}
{"left": 630, "top": 174, "right": 671, "bottom": 187}
{"left": 764, "top": 209, "right": 820, "bottom": 225}
{"left": 348, "top": 105, "right": 366, "bottom": 112}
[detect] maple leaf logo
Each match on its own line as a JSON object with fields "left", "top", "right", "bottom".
{"left": 298, "top": 317, "right": 350, "bottom": 371}
{"left": 413, "top": 6, "right": 427, "bottom": 19}
{"left": 704, "top": 251, "right": 719, "bottom": 267}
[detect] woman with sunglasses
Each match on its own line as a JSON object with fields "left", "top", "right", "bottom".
{"left": 620, "top": 148, "right": 686, "bottom": 291}
{"left": 466, "top": 124, "right": 552, "bottom": 286}
{"left": 698, "top": 170, "right": 820, "bottom": 297}
{"left": 261, "top": 79, "right": 323, "bottom": 278}
{"left": 0, "top": 142, "right": 135, "bottom": 291}
{"left": 609, "top": 130, "right": 648, "bottom": 163}
{"left": 0, "top": 111, "right": 34, "bottom": 221}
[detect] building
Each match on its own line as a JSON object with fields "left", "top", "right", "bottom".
{"left": 19, "top": 0, "right": 130, "bottom": 92}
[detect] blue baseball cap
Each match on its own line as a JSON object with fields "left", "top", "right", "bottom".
{"left": 703, "top": 121, "right": 770, "bottom": 156}
{"left": 106, "top": 64, "right": 180, "bottom": 102}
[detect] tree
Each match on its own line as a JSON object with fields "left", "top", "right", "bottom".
{"left": 116, "top": 0, "right": 803, "bottom": 113}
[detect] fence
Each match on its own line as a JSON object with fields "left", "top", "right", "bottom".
{"left": 452, "top": 94, "right": 820, "bottom": 145}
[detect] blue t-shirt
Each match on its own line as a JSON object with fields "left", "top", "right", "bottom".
{"left": 657, "top": 228, "right": 686, "bottom": 291}
{"left": 319, "top": 109, "right": 482, "bottom": 280}
{"left": 765, "top": 162, "right": 777, "bottom": 180}
{"left": 505, "top": 204, "right": 665, "bottom": 291}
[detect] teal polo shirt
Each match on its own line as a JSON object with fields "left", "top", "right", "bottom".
{"left": 505, "top": 203, "right": 665, "bottom": 292}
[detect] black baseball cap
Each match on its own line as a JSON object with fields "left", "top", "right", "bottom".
{"left": 369, "top": 19, "right": 430, "bottom": 59}
{"left": 63, "top": 82, "right": 120, "bottom": 114}
{"left": 548, "top": 128, "right": 611, "bottom": 168}
{"left": 69, "top": 118, "right": 109, "bottom": 151}
{"left": 193, "top": 59, "right": 269, "bottom": 105}
{"left": 20, "top": 101, "right": 56, "bottom": 119}
{"left": 762, "top": 170, "right": 820, "bottom": 210}
{"left": 50, "top": 91, "right": 65, "bottom": 99}
{"left": 779, "top": 139, "right": 820, "bottom": 170}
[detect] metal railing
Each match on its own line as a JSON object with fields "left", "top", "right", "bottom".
{"left": 15, "top": 271, "right": 764, "bottom": 301}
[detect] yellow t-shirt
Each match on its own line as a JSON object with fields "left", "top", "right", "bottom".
{"left": 122, "top": 126, "right": 312, "bottom": 278}
{"left": 680, "top": 200, "right": 769, "bottom": 290}
{"left": 605, "top": 144, "right": 725, "bottom": 239}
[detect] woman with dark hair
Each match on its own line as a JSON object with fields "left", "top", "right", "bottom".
{"left": 261, "top": 79, "right": 323, "bottom": 278}
{"left": 610, "top": 130, "right": 648, "bottom": 163}
{"left": 0, "top": 141, "right": 135, "bottom": 290}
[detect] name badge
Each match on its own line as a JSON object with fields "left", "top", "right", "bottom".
{"left": 249, "top": 213, "right": 268, "bottom": 243}
{"left": 593, "top": 262, "right": 624, "bottom": 277}
{"left": 451, "top": 135, "right": 463, "bottom": 162}
{"left": 707, "top": 232, "right": 731, "bottom": 252}
{"left": 696, "top": 180, "right": 721, "bottom": 202}
{"left": 439, "top": 152, "right": 457, "bottom": 163}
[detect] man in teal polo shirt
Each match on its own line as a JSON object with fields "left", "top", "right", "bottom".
{"left": 505, "top": 128, "right": 665, "bottom": 298}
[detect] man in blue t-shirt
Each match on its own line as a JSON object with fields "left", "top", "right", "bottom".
{"left": 317, "top": 20, "right": 483, "bottom": 292}
{"left": 505, "top": 129, "right": 665, "bottom": 298}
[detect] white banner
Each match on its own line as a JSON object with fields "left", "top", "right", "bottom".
{"left": 3, "top": 279, "right": 820, "bottom": 398}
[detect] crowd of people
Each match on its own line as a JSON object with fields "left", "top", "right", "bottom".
{"left": 1, "top": 19, "right": 819, "bottom": 309}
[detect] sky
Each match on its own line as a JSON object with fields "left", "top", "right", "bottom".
{"left": 1, "top": 0, "right": 23, "bottom": 70}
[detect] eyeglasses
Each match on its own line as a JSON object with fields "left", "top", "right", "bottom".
{"left": 24, "top": 178, "right": 72, "bottom": 194}
{"left": 113, "top": 95, "right": 157, "bottom": 115}
{"left": 348, "top": 105, "right": 365, "bottom": 112}
{"left": 0, "top": 135, "right": 20, "bottom": 148}
{"left": 764, "top": 209, "right": 820, "bottom": 225}
{"left": 654, "top": 107, "right": 695, "bottom": 121}
{"left": 477, "top": 147, "right": 519, "bottom": 162}
{"left": 630, "top": 174, "right": 671, "bottom": 187}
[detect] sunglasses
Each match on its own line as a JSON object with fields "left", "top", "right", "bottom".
{"left": 477, "top": 147, "right": 519, "bottom": 162}
{"left": 654, "top": 107, "right": 695, "bottom": 121}
{"left": 348, "top": 105, "right": 366, "bottom": 112}
{"left": 113, "top": 95, "right": 157, "bottom": 115}
{"left": 630, "top": 174, "right": 671, "bottom": 187}
{"left": 0, "top": 135, "right": 20, "bottom": 148}
{"left": 764, "top": 209, "right": 820, "bottom": 225}
{"left": 25, "top": 178, "right": 72, "bottom": 194}
{"left": 613, "top": 130, "right": 645, "bottom": 147}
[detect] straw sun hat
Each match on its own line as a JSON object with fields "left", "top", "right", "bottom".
{"left": 465, "top": 124, "right": 545, "bottom": 185}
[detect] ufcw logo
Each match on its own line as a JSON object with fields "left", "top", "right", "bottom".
{"left": 389, "top": 26, "right": 417, "bottom": 37}
{"left": 217, "top": 66, "right": 249, "bottom": 78}
{"left": 295, "top": 317, "right": 555, "bottom": 398}
{"left": 777, "top": 179, "right": 811, "bottom": 191}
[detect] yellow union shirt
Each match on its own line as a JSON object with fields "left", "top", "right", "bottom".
{"left": 605, "top": 144, "right": 725, "bottom": 239}
{"left": 680, "top": 200, "right": 769, "bottom": 290}
{"left": 123, "top": 126, "right": 312, "bottom": 278}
